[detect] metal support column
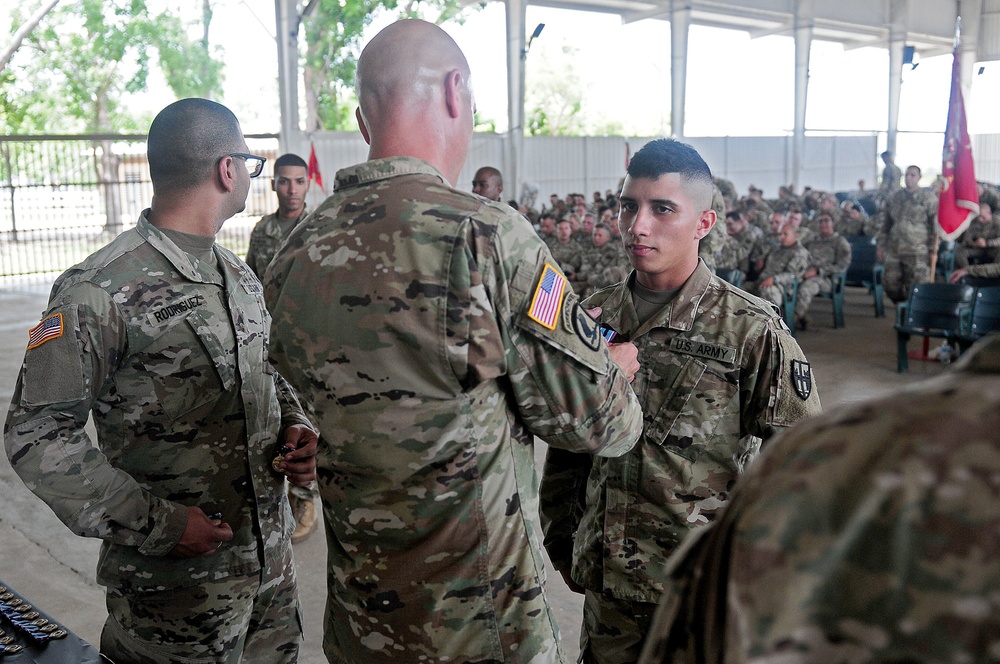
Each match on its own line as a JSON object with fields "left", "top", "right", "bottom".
{"left": 669, "top": 0, "right": 691, "bottom": 138}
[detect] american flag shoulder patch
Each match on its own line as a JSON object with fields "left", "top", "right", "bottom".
{"left": 27, "top": 312, "right": 64, "bottom": 350}
{"left": 527, "top": 263, "right": 567, "bottom": 330}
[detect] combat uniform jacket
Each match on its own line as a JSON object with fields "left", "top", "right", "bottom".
{"left": 877, "top": 187, "right": 938, "bottom": 258}
{"left": 715, "top": 235, "right": 747, "bottom": 273}
{"left": 550, "top": 238, "right": 583, "bottom": 278}
{"left": 730, "top": 225, "right": 765, "bottom": 273}
{"left": 758, "top": 242, "right": 810, "bottom": 287}
{"left": 697, "top": 189, "right": 728, "bottom": 272}
{"left": 958, "top": 215, "right": 1000, "bottom": 251}
{"left": 639, "top": 335, "right": 1000, "bottom": 664}
{"left": 580, "top": 243, "right": 628, "bottom": 297}
{"left": 245, "top": 206, "right": 309, "bottom": 278}
{"left": 540, "top": 261, "right": 822, "bottom": 603}
{"left": 803, "top": 233, "right": 852, "bottom": 277}
{"left": 4, "top": 212, "right": 311, "bottom": 590}
{"left": 264, "top": 157, "right": 643, "bottom": 663}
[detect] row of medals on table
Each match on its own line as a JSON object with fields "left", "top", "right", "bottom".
{"left": 0, "top": 584, "right": 68, "bottom": 656}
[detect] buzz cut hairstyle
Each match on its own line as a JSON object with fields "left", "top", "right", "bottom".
{"left": 627, "top": 138, "right": 714, "bottom": 210}
{"left": 147, "top": 98, "right": 243, "bottom": 193}
{"left": 274, "top": 153, "right": 308, "bottom": 172}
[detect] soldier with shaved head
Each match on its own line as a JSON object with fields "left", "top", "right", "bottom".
{"left": 4, "top": 98, "right": 317, "bottom": 663}
{"left": 264, "top": 19, "right": 643, "bottom": 663}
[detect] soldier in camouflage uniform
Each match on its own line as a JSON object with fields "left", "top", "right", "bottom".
{"left": 263, "top": 20, "right": 643, "bottom": 664}
{"left": 639, "top": 334, "right": 1000, "bottom": 664}
{"left": 245, "top": 152, "right": 320, "bottom": 545}
{"left": 551, "top": 218, "right": 584, "bottom": 285}
{"left": 538, "top": 211, "right": 558, "bottom": 249}
{"left": 955, "top": 202, "right": 1000, "bottom": 267}
{"left": 724, "top": 210, "right": 764, "bottom": 277}
{"left": 3, "top": 99, "right": 317, "bottom": 664}
{"left": 745, "top": 223, "right": 811, "bottom": 309}
{"left": 539, "top": 138, "right": 821, "bottom": 664}
{"left": 696, "top": 185, "right": 728, "bottom": 272}
{"left": 878, "top": 150, "right": 903, "bottom": 201}
{"left": 579, "top": 223, "right": 628, "bottom": 297}
{"left": 794, "top": 212, "right": 852, "bottom": 330}
{"left": 877, "top": 165, "right": 939, "bottom": 303}
{"left": 838, "top": 199, "right": 876, "bottom": 237}
{"left": 245, "top": 153, "right": 311, "bottom": 279}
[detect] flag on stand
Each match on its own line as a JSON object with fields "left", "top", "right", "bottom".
{"left": 308, "top": 142, "right": 325, "bottom": 194}
{"left": 938, "top": 46, "right": 979, "bottom": 241}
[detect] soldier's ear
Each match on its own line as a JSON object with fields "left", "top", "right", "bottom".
{"left": 695, "top": 209, "right": 716, "bottom": 241}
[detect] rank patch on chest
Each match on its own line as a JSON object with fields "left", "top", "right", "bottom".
{"left": 667, "top": 337, "right": 737, "bottom": 364}
{"left": 145, "top": 294, "right": 207, "bottom": 326}
{"left": 527, "top": 263, "right": 566, "bottom": 330}
{"left": 27, "top": 313, "right": 64, "bottom": 350}
{"left": 791, "top": 359, "right": 813, "bottom": 400}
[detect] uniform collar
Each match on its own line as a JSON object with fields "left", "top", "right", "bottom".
{"left": 334, "top": 157, "right": 447, "bottom": 191}
{"left": 136, "top": 210, "right": 226, "bottom": 285}
{"left": 602, "top": 260, "right": 713, "bottom": 337}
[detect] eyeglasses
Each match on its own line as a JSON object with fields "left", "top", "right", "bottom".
{"left": 229, "top": 153, "right": 267, "bottom": 178}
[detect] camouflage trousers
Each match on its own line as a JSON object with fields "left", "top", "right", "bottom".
{"left": 884, "top": 252, "right": 930, "bottom": 304}
{"left": 101, "top": 545, "right": 301, "bottom": 663}
{"left": 579, "top": 590, "right": 658, "bottom": 664}
{"left": 795, "top": 275, "right": 832, "bottom": 319}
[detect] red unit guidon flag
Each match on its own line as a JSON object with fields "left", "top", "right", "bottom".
{"left": 27, "top": 312, "right": 64, "bottom": 349}
{"left": 528, "top": 263, "right": 566, "bottom": 330}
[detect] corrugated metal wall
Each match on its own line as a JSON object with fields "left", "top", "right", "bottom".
{"left": 297, "top": 131, "right": 1000, "bottom": 206}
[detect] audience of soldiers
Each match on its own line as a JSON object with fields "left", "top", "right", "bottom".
{"left": 525, "top": 174, "right": 1000, "bottom": 329}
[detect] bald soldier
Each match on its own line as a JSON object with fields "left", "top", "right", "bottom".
{"left": 264, "top": 19, "right": 643, "bottom": 664}
{"left": 540, "top": 138, "right": 821, "bottom": 664}
{"left": 472, "top": 165, "right": 504, "bottom": 202}
{"left": 639, "top": 334, "right": 1000, "bottom": 663}
{"left": 4, "top": 99, "right": 317, "bottom": 663}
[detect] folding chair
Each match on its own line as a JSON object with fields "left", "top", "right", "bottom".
{"left": 894, "top": 282, "right": 975, "bottom": 372}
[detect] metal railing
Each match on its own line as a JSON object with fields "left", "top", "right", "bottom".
{"left": 0, "top": 134, "right": 281, "bottom": 279}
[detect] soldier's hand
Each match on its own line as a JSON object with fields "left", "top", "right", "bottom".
{"left": 949, "top": 267, "right": 968, "bottom": 284}
{"left": 278, "top": 424, "right": 318, "bottom": 487}
{"left": 558, "top": 569, "right": 585, "bottom": 595}
{"left": 171, "top": 506, "right": 234, "bottom": 558}
{"left": 608, "top": 342, "right": 640, "bottom": 383}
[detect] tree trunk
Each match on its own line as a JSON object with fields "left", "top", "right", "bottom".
{"left": 0, "top": 0, "right": 61, "bottom": 73}
{"left": 303, "top": 54, "right": 324, "bottom": 132}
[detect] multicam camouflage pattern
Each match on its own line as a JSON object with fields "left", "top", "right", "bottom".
{"left": 728, "top": 224, "right": 764, "bottom": 274}
{"left": 878, "top": 161, "right": 903, "bottom": 197}
{"left": 877, "top": 186, "right": 938, "bottom": 302}
{"left": 263, "top": 156, "right": 643, "bottom": 664}
{"left": 4, "top": 212, "right": 311, "bottom": 590}
{"left": 579, "top": 243, "right": 629, "bottom": 298}
{"left": 244, "top": 207, "right": 309, "bottom": 279}
{"left": 639, "top": 334, "right": 1000, "bottom": 664}
{"left": 550, "top": 237, "right": 583, "bottom": 279}
{"left": 956, "top": 214, "right": 1000, "bottom": 267}
{"left": 579, "top": 589, "right": 659, "bottom": 664}
{"left": 696, "top": 188, "right": 727, "bottom": 272}
{"left": 101, "top": 543, "right": 300, "bottom": 663}
{"left": 749, "top": 241, "right": 811, "bottom": 307}
{"left": 715, "top": 235, "right": 747, "bottom": 273}
{"left": 540, "top": 261, "right": 822, "bottom": 606}
{"left": 795, "top": 232, "right": 852, "bottom": 318}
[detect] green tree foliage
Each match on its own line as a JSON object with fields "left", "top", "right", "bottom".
{"left": 301, "top": 0, "right": 474, "bottom": 131}
{"left": 1, "top": 0, "right": 223, "bottom": 133}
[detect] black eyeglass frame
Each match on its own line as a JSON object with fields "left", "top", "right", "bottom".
{"left": 229, "top": 153, "right": 267, "bottom": 178}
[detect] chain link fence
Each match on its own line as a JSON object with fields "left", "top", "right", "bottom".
{"left": 0, "top": 134, "right": 281, "bottom": 280}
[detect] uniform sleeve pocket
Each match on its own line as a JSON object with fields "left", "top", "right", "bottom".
{"left": 22, "top": 306, "right": 89, "bottom": 406}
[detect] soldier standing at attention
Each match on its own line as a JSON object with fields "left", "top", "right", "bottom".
{"left": 4, "top": 98, "right": 317, "bottom": 663}
{"left": 639, "top": 335, "right": 1000, "bottom": 664}
{"left": 539, "top": 138, "right": 822, "bottom": 664}
{"left": 245, "top": 152, "right": 320, "bottom": 544}
{"left": 263, "top": 19, "right": 643, "bottom": 664}
{"left": 877, "top": 164, "right": 939, "bottom": 303}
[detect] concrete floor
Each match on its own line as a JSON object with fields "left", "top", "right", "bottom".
{"left": 0, "top": 277, "right": 943, "bottom": 662}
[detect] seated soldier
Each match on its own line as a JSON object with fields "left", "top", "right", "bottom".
{"left": 955, "top": 202, "right": 1000, "bottom": 267}
{"left": 744, "top": 223, "right": 810, "bottom": 309}
{"left": 794, "top": 212, "right": 852, "bottom": 330}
